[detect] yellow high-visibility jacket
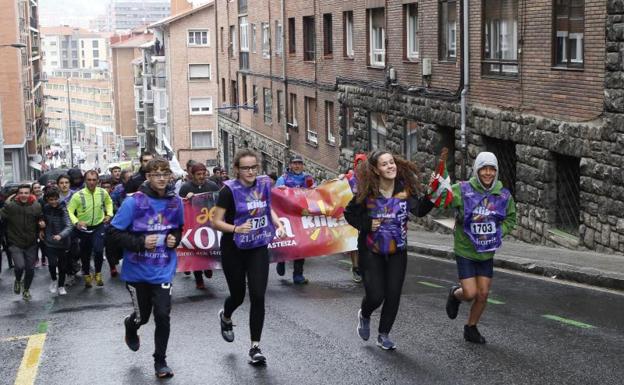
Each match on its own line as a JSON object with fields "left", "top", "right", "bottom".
{"left": 67, "top": 187, "right": 114, "bottom": 227}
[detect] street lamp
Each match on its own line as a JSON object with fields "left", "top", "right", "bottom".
{"left": 0, "top": 43, "right": 27, "bottom": 184}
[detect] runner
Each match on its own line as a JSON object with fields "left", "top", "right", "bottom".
{"left": 275, "top": 154, "right": 315, "bottom": 284}
{"left": 444, "top": 152, "right": 516, "bottom": 344}
{"left": 109, "top": 158, "right": 184, "bottom": 378}
{"left": 57, "top": 174, "right": 79, "bottom": 283}
{"left": 211, "top": 149, "right": 286, "bottom": 365}
{"left": 67, "top": 168, "right": 84, "bottom": 192}
{"left": 40, "top": 187, "right": 73, "bottom": 296}
{"left": 178, "top": 162, "right": 219, "bottom": 289}
{"left": 0, "top": 184, "right": 43, "bottom": 301}
{"left": 109, "top": 165, "right": 122, "bottom": 187}
{"left": 126, "top": 151, "right": 154, "bottom": 194}
{"left": 67, "top": 170, "right": 114, "bottom": 288}
{"left": 344, "top": 150, "right": 434, "bottom": 350}
{"left": 57, "top": 174, "right": 74, "bottom": 204}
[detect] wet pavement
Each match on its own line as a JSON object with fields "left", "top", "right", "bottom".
{"left": 0, "top": 253, "right": 623, "bottom": 385}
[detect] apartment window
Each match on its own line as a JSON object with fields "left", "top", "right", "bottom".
{"left": 404, "top": 120, "right": 420, "bottom": 161}
{"left": 261, "top": 23, "right": 270, "bottom": 58}
{"left": 241, "top": 75, "right": 248, "bottom": 105}
{"left": 190, "top": 97, "right": 213, "bottom": 115}
{"left": 343, "top": 106, "right": 355, "bottom": 147}
{"left": 277, "top": 90, "right": 284, "bottom": 123}
{"left": 369, "top": 112, "right": 387, "bottom": 150}
{"left": 191, "top": 131, "right": 214, "bottom": 148}
{"left": 263, "top": 88, "right": 272, "bottom": 124}
{"left": 305, "top": 97, "right": 318, "bottom": 144}
{"left": 288, "top": 93, "right": 298, "bottom": 127}
{"left": 554, "top": 0, "right": 584, "bottom": 68}
{"left": 252, "top": 85, "right": 258, "bottom": 113}
{"left": 51, "top": 61, "right": 58, "bottom": 66}
{"left": 230, "top": 80, "right": 238, "bottom": 106}
{"left": 323, "top": 13, "right": 333, "bottom": 57}
{"left": 251, "top": 24, "right": 257, "bottom": 53}
{"left": 93, "top": 50, "right": 99, "bottom": 58}
{"left": 220, "top": 27, "right": 224, "bottom": 52}
{"left": 155, "top": 89, "right": 167, "bottom": 122}
{"left": 288, "top": 17, "right": 296, "bottom": 54}
{"left": 189, "top": 64, "right": 211, "bottom": 80}
{"left": 405, "top": 3, "right": 419, "bottom": 60}
{"left": 229, "top": 25, "right": 237, "bottom": 57}
{"left": 81, "top": 60, "right": 85, "bottom": 67}
{"left": 483, "top": 0, "right": 518, "bottom": 76}
{"left": 92, "top": 40, "right": 99, "bottom": 48}
{"left": 368, "top": 8, "right": 385, "bottom": 67}
{"left": 325, "top": 101, "right": 335, "bottom": 144}
{"left": 275, "top": 21, "right": 283, "bottom": 56}
{"left": 75, "top": 59, "right": 81, "bottom": 67}
{"left": 344, "top": 11, "right": 354, "bottom": 58}
{"left": 439, "top": 1, "right": 457, "bottom": 60}
{"left": 221, "top": 78, "right": 226, "bottom": 102}
{"left": 303, "top": 16, "right": 315, "bottom": 61}
{"left": 239, "top": 16, "right": 249, "bottom": 52}
{"left": 50, "top": 41, "right": 57, "bottom": 46}
{"left": 188, "top": 30, "right": 209, "bottom": 46}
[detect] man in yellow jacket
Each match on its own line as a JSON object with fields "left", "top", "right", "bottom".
{"left": 67, "top": 170, "right": 114, "bottom": 288}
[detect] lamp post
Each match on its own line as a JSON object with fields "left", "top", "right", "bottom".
{"left": 0, "top": 43, "right": 27, "bottom": 183}
{"left": 66, "top": 77, "right": 74, "bottom": 167}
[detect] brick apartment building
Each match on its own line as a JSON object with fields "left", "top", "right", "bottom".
{"left": 0, "top": 0, "right": 46, "bottom": 182}
{"left": 212, "top": 0, "right": 624, "bottom": 253}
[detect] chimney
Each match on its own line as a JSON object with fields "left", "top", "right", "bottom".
{"left": 171, "top": 0, "right": 193, "bottom": 16}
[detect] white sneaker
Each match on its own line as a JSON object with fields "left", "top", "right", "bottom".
{"left": 57, "top": 286, "right": 67, "bottom": 296}
{"left": 49, "top": 281, "right": 58, "bottom": 293}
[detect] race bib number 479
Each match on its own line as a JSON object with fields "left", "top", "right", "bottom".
{"left": 470, "top": 222, "right": 495, "bottom": 235}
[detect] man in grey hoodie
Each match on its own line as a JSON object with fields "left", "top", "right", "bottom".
{"left": 0, "top": 184, "right": 43, "bottom": 301}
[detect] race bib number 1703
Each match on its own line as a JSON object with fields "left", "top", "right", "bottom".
{"left": 470, "top": 222, "right": 496, "bottom": 235}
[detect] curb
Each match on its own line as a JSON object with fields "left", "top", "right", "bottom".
{"left": 407, "top": 244, "right": 624, "bottom": 292}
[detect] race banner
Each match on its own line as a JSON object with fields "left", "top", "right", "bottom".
{"left": 176, "top": 179, "right": 358, "bottom": 271}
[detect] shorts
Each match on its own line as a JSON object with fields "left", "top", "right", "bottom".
{"left": 455, "top": 255, "right": 494, "bottom": 279}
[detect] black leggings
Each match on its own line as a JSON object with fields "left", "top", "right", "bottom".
{"left": 360, "top": 249, "right": 407, "bottom": 334}
{"left": 126, "top": 282, "right": 172, "bottom": 362}
{"left": 47, "top": 247, "right": 69, "bottom": 287}
{"left": 221, "top": 245, "right": 269, "bottom": 342}
{"left": 76, "top": 225, "right": 104, "bottom": 275}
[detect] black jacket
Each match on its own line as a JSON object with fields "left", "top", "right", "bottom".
{"left": 42, "top": 203, "right": 73, "bottom": 249}
{"left": 344, "top": 179, "right": 434, "bottom": 254}
{"left": 106, "top": 183, "right": 183, "bottom": 253}
{"left": 125, "top": 169, "right": 147, "bottom": 194}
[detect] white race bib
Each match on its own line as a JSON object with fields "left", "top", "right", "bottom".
{"left": 470, "top": 222, "right": 496, "bottom": 235}
{"left": 249, "top": 215, "right": 268, "bottom": 230}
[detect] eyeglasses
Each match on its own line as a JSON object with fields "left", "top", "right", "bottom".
{"left": 150, "top": 172, "right": 171, "bottom": 179}
{"left": 238, "top": 165, "right": 259, "bottom": 172}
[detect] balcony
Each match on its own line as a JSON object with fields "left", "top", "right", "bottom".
{"left": 29, "top": 17, "right": 38, "bottom": 30}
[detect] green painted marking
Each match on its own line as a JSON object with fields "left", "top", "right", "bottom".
{"left": 417, "top": 281, "right": 443, "bottom": 288}
{"left": 338, "top": 259, "right": 353, "bottom": 266}
{"left": 37, "top": 321, "right": 48, "bottom": 334}
{"left": 542, "top": 314, "right": 594, "bottom": 329}
{"left": 487, "top": 298, "right": 505, "bottom": 305}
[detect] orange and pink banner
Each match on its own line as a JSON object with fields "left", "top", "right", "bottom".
{"left": 176, "top": 179, "right": 358, "bottom": 272}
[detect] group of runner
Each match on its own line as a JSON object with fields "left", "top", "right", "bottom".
{"left": 0, "top": 147, "right": 516, "bottom": 378}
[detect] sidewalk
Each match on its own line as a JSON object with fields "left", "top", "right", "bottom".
{"left": 407, "top": 228, "right": 624, "bottom": 291}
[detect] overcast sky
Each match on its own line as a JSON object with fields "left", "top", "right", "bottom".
{"left": 39, "top": 0, "right": 107, "bottom": 28}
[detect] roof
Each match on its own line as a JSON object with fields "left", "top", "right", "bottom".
{"left": 149, "top": 1, "right": 214, "bottom": 28}
{"left": 110, "top": 33, "right": 154, "bottom": 48}
{"left": 40, "top": 26, "right": 98, "bottom": 37}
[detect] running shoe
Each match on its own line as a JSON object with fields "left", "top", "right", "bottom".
{"left": 464, "top": 325, "right": 486, "bottom": 344}
{"left": 154, "top": 360, "right": 174, "bottom": 378}
{"left": 196, "top": 280, "right": 206, "bottom": 290}
{"left": 22, "top": 290, "right": 32, "bottom": 301}
{"left": 184, "top": 271, "right": 191, "bottom": 276}
{"left": 376, "top": 334, "right": 396, "bottom": 350}
{"left": 204, "top": 270, "right": 213, "bottom": 279}
{"left": 351, "top": 267, "right": 362, "bottom": 283}
{"left": 84, "top": 274, "right": 93, "bottom": 288}
{"left": 293, "top": 274, "right": 308, "bottom": 285}
{"left": 357, "top": 309, "right": 370, "bottom": 341}
{"left": 124, "top": 316, "right": 140, "bottom": 351}
{"left": 219, "top": 309, "right": 234, "bottom": 342}
{"left": 110, "top": 266, "right": 118, "bottom": 278}
{"left": 49, "top": 281, "right": 58, "bottom": 293}
{"left": 57, "top": 287, "right": 67, "bottom": 296}
{"left": 13, "top": 279, "right": 22, "bottom": 294}
{"left": 248, "top": 346, "right": 266, "bottom": 365}
{"left": 95, "top": 272, "right": 104, "bottom": 287}
{"left": 276, "top": 262, "right": 285, "bottom": 276}
{"left": 446, "top": 285, "right": 461, "bottom": 320}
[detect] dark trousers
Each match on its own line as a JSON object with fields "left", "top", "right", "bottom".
{"left": 222, "top": 245, "right": 269, "bottom": 342}
{"left": 75, "top": 224, "right": 105, "bottom": 275}
{"left": 10, "top": 245, "right": 38, "bottom": 290}
{"left": 126, "top": 282, "right": 172, "bottom": 362}
{"left": 277, "top": 258, "right": 305, "bottom": 275}
{"left": 47, "top": 247, "right": 69, "bottom": 287}
{"left": 360, "top": 249, "right": 407, "bottom": 334}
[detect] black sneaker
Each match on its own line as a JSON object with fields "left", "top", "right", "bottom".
{"left": 248, "top": 346, "right": 266, "bottom": 365}
{"left": 124, "top": 316, "right": 140, "bottom": 351}
{"left": 446, "top": 285, "right": 461, "bottom": 319}
{"left": 219, "top": 309, "right": 234, "bottom": 342}
{"left": 154, "top": 360, "right": 174, "bottom": 378}
{"left": 464, "top": 325, "right": 486, "bottom": 344}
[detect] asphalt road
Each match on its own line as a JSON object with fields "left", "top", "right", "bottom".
{"left": 0, "top": 253, "right": 623, "bottom": 385}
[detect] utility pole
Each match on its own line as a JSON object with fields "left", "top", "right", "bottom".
{"left": 66, "top": 77, "right": 74, "bottom": 167}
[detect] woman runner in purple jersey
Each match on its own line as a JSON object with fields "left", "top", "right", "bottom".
{"left": 344, "top": 150, "right": 434, "bottom": 350}
{"left": 211, "top": 149, "right": 286, "bottom": 365}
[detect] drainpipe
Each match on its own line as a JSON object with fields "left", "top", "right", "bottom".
{"left": 281, "top": 0, "right": 288, "bottom": 155}
{"left": 460, "top": 0, "right": 469, "bottom": 179}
